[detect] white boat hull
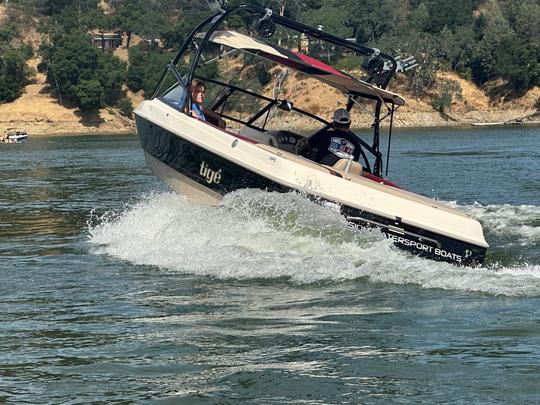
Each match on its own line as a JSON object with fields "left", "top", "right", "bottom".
{"left": 136, "top": 99, "right": 489, "bottom": 266}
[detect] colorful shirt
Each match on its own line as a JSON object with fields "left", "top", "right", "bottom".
{"left": 304, "top": 128, "right": 362, "bottom": 166}
{"left": 192, "top": 103, "right": 206, "bottom": 121}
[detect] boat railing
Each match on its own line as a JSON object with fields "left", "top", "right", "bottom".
{"left": 150, "top": 3, "right": 402, "bottom": 178}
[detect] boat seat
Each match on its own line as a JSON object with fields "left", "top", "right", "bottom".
{"left": 332, "top": 158, "right": 363, "bottom": 175}
{"left": 256, "top": 143, "right": 336, "bottom": 174}
{"left": 268, "top": 130, "right": 304, "bottom": 153}
{"left": 238, "top": 126, "right": 278, "bottom": 146}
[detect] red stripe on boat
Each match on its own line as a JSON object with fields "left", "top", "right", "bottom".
{"left": 363, "top": 172, "right": 401, "bottom": 189}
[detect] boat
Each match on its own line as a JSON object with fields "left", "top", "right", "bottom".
{"left": 134, "top": 3, "right": 488, "bottom": 266}
{"left": 1, "top": 128, "right": 28, "bottom": 143}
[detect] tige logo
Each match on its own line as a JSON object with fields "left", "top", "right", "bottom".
{"left": 200, "top": 161, "right": 222, "bottom": 184}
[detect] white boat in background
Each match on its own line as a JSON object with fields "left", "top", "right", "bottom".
{"left": 135, "top": 3, "right": 489, "bottom": 266}
{"left": 1, "top": 128, "right": 28, "bottom": 144}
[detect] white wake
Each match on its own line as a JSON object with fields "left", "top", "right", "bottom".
{"left": 88, "top": 190, "right": 540, "bottom": 297}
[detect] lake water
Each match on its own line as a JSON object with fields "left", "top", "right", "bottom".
{"left": 1, "top": 127, "right": 539, "bottom": 403}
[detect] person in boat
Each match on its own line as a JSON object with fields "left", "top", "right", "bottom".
{"left": 189, "top": 79, "right": 206, "bottom": 120}
{"left": 298, "top": 108, "right": 362, "bottom": 166}
{"left": 188, "top": 80, "right": 226, "bottom": 129}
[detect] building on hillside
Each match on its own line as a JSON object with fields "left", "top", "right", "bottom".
{"left": 91, "top": 32, "right": 123, "bottom": 49}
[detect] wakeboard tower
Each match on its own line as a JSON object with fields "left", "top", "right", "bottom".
{"left": 135, "top": 3, "right": 488, "bottom": 266}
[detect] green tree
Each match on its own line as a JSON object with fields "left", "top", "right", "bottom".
{"left": 347, "top": 0, "right": 397, "bottom": 44}
{"left": 118, "top": 97, "right": 134, "bottom": 116}
{"left": 160, "top": 23, "right": 185, "bottom": 50}
{"left": 0, "top": 21, "right": 19, "bottom": 44}
{"left": 299, "top": 1, "right": 351, "bottom": 38}
{"left": 502, "top": 0, "right": 540, "bottom": 43}
{"left": 169, "top": 0, "right": 213, "bottom": 44}
{"left": 409, "top": 2, "right": 430, "bottom": 32}
{"left": 470, "top": 0, "right": 514, "bottom": 84}
{"left": 424, "top": 0, "right": 473, "bottom": 33}
{"left": 0, "top": 48, "right": 32, "bottom": 102}
{"left": 498, "top": 0, "right": 540, "bottom": 90}
{"left": 0, "top": 3, "right": 34, "bottom": 104}
{"left": 126, "top": 44, "right": 147, "bottom": 91}
{"left": 494, "top": 38, "right": 540, "bottom": 92}
{"left": 98, "top": 52, "right": 127, "bottom": 104}
{"left": 83, "top": 8, "right": 115, "bottom": 53}
{"left": 269, "top": 0, "right": 304, "bottom": 18}
{"left": 431, "top": 79, "right": 462, "bottom": 113}
{"left": 127, "top": 43, "right": 175, "bottom": 97}
{"left": 40, "top": 28, "right": 126, "bottom": 111}
{"left": 113, "top": 0, "right": 145, "bottom": 48}
{"left": 137, "top": 9, "right": 166, "bottom": 43}
{"left": 437, "top": 25, "right": 476, "bottom": 75}
{"left": 20, "top": 0, "right": 99, "bottom": 15}
{"left": 75, "top": 79, "right": 104, "bottom": 111}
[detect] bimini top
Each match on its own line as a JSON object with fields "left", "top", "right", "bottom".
{"left": 203, "top": 30, "right": 405, "bottom": 106}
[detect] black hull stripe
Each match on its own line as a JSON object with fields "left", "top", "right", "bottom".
{"left": 136, "top": 115, "right": 486, "bottom": 266}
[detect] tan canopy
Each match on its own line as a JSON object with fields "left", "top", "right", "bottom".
{"left": 203, "top": 30, "right": 405, "bottom": 106}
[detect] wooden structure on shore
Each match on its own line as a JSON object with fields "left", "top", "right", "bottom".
{"left": 472, "top": 111, "right": 540, "bottom": 127}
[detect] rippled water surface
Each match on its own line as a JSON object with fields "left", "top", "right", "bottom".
{"left": 1, "top": 127, "right": 539, "bottom": 404}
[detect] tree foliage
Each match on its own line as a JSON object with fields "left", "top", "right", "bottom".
{"left": 111, "top": 0, "right": 145, "bottom": 48}
{"left": 118, "top": 97, "right": 134, "bottom": 117}
{"left": 0, "top": 13, "right": 33, "bottom": 103}
{"left": 294, "top": 0, "right": 534, "bottom": 97}
{"left": 127, "top": 43, "right": 175, "bottom": 97}
{"left": 4, "top": 0, "right": 540, "bottom": 109}
{"left": 0, "top": 47, "right": 33, "bottom": 103}
{"left": 9, "top": 0, "right": 99, "bottom": 16}
{"left": 39, "top": 27, "right": 126, "bottom": 111}
{"left": 431, "top": 79, "right": 463, "bottom": 113}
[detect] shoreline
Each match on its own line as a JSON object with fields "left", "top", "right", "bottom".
{"left": 14, "top": 120, "right": 540, "bottom": 138}
{"left": 25, "top": 129, "right": 137, "bottom": 137}
{"left": 2, "top": 69, "right": 538, "bottom": 137}
{"left": 3, "top": 106, "right": 539, "bottom": 137}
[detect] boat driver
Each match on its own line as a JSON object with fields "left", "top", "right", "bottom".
{"left": 297, "top": 108, "right": 362, "bottom": 166}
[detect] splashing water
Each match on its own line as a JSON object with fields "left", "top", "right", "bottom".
{"left": 456, "top": 202, "right": 540, "bottom": 242}
{"left": 88, "top": 190, "right": 540, "bottom": 297}
{"left": 446, "top": 201, "right": 540, "bottom": 267}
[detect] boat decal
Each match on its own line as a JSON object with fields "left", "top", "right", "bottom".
{"left": 329, "top": 137, "right": 355, "bottom": 159}
{"left": 199, "top": 161, "right": 222, "bottom": 184}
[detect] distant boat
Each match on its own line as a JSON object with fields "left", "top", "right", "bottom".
{"left": 1, "top": 128, "right": 28, "bottom": 143}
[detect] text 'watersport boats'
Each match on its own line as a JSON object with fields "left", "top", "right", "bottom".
{"left": 135, "top": 2, "right": 488, "bottom": 266}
